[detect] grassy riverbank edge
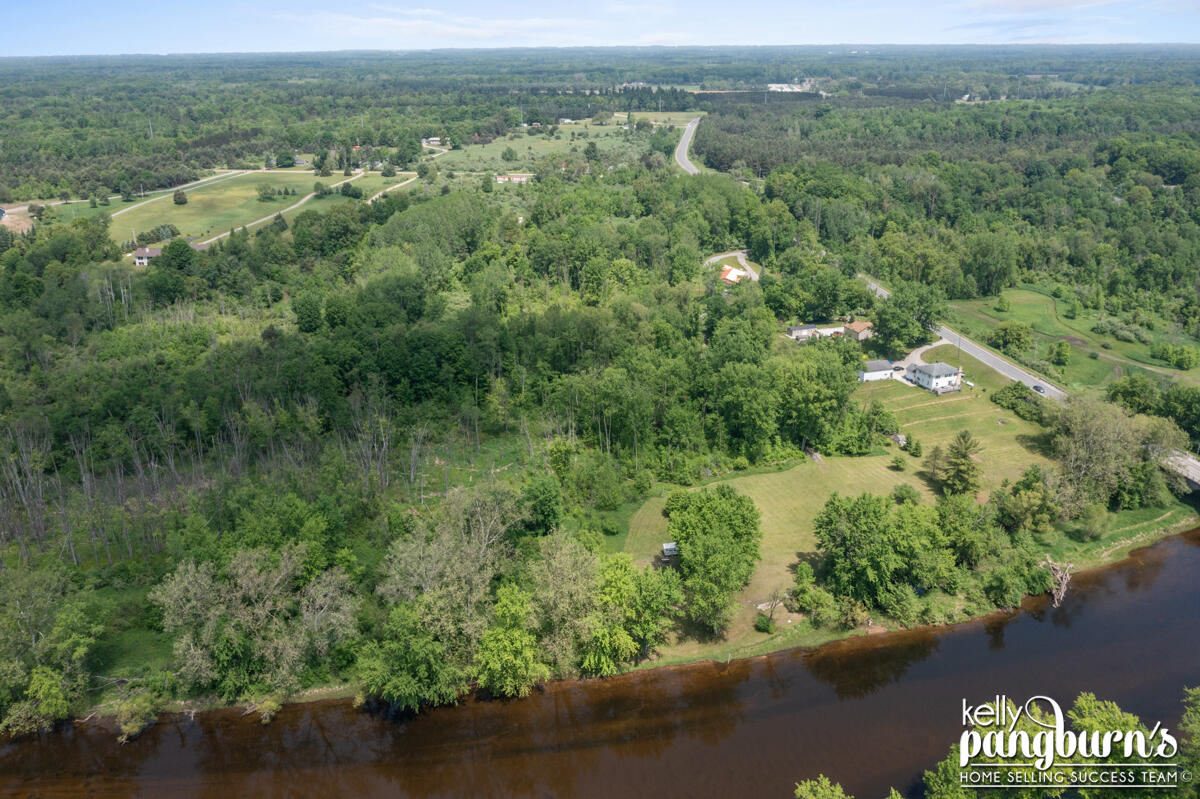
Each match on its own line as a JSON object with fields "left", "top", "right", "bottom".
{"left": 71, "top": 509, "right": 1197, "bottom": 731}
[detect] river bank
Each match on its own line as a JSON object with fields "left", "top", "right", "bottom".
{"left": 71, "top": 510, "right": 1199, "bottom": 735}
{"left": 629, "top": 500, "right": 1199, "bottom": 670}
{"left": 6, "top": 526, "right": 1199, "bottom": 798}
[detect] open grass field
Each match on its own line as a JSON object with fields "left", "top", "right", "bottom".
{"left": 623, "top": 357, "right": 1060, "bottom": 663}
{"left": 433, "top": 113, "right": 697, "bottom": 174}
{"left": 60, "top": 171, "right": 355, "bottom": 246}
{"left": 949, "top": 287, "right": 1200, "bottom": 390}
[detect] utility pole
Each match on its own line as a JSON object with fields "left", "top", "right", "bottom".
{"left": 149, "top": 119, "right": 153, "bottom": 139}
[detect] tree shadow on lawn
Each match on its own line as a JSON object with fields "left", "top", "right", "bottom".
{"left": 672, "top": 615, "right": 736, "bottom": 646}
{"left": 1015, "top": 430, "right": 1057, "bottom": 459}
{"left": 788, "top": 551, "right": 823, "bottom": 575}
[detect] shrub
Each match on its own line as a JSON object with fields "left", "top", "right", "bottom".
{"left": 1092, "top": 318, "right": 1151, "bottom": 344}
{"left": 837, "top": 596, "right": 870, "bottom": 629}
{"left": 991, "top": 382, "right": 1046, "bottom": 424}
{"left": 880, "top": 584, "right": 920, "bottom": 628}
{"left": 892, "top": 484, "right": 920, "bottom": 505}
{"left": 754, "top": 613, "right": 775, "bottom": 634}
{"left": 1150, "top": 341, "right": 1200, "bottom": 370}
{"left": 799, "top": 587, "right": 839, "bottom": 628}
{"left": 984, "top": 567, "right": 1027, "bottom": 609}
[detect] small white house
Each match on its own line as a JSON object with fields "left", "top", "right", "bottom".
{"left": 787, "top": 323, "right": 845, "bottom": 342}
{"left": 662, "top": 542, "right": 679, "bottom": 558}
{"left": 787, "top": 324, "right": 818, "bottom": 341}
{"left": 907, "top": 362, "right": 962, "bottom": 394}
{"left": 858, "top": 359, "right": 894, "bottom": 382}
{"left": 133, "top": 246, "right": 162, "bottom": 266}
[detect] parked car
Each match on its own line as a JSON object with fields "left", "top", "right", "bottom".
{"left": 1032, "top": 385, "right": 1046, "bottom": 394}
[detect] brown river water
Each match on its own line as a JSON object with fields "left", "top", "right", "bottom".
{"left": 3, "top": 528, "right": 1200, "bottom": 799}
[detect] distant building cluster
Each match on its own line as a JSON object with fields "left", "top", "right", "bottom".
{"left": 496, "top": 173, "right": 534, "bottom": 184}
{"left": 767, "top": 78, "right": 818, "bottom": 93}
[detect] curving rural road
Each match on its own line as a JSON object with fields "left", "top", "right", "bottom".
{"left": 367, "top": 174, "right": 417, "bottom": 203}
{"left": 704, "top": 249, "right": 759, "bottom": 281}
{"left": 197, "top": 171, "right": 367, "bottom": 246}
{"left": 675, "top": 117, "right": 701, "bottom": 174}
{"left": 857, "top": 272, "right": 1068, "bottom": 401}
{"left": 858, "top": 271, "right": 1200, "bottom": 487}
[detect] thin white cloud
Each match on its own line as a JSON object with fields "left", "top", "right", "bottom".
{"left": 605, "top": 1, "right": 673, "bottom": 17}
{"left": 276, "top": 9, "right": 595, "bottom": 45}
{"left": 965, "top": 0, "right": 1119, "bottom": 11}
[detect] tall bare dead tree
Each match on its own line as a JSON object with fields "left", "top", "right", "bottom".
{"left": 1044, "top": 555, "right": 1074, "bottom": 607}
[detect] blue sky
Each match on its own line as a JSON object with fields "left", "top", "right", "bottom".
{"left": 1, "top": 0, "right": 1198, "bottom": 56}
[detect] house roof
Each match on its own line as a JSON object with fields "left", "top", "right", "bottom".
{"left": 845, "top": 320, "right": 874, "bottom": 332}
{"left": 862, "top": 359, "right": 892, "bottom": 372}
{"left": 719, "top": 265, "right": 747, "bottom": 283}
{"left": 910, "top": 362, "right": 960, "bottom": 378}
{"left": 788, "top": 324, "right": 817, "bottom": 332}
{"left": 134, "top": 242, "right": 208, "bottom": 259}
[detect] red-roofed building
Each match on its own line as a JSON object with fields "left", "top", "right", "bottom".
{"left": 719, "top": 264, "right": 749, "bottom": 284}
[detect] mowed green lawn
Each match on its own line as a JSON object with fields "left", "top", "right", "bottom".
{"left": 712, "top": 254, "right": 761, "bottom": 275}
{"left": 434, "top": 113, "right": 695, "bottom": 174}
{"left": 624, "top": 354, "right": 1054, "bottom": 663}
{"left": 950, "top": 288, "right": 1200, "bottom": 389}
{"left": 99, "top": 172, "right": 351, "bottom": 245}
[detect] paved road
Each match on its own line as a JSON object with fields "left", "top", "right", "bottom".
{"left": 675, "top": 117, "right": 701, "bottom": 174}
{"left": 857, "top": 272, "right": 1067, "bottom": 400}
{"left": 857, "top": 272, "right": 1200, "bottom": 487}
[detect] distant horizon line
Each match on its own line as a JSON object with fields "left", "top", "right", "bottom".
{"left": 3, "top": 42, "right": 1200, "bottom": 60}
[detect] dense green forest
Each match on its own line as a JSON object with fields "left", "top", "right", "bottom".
{"left": 694, "top": 84, "right": 1200, "bottom": 438}
{"left": 1, "top": 48, "right": 1199, "bottom": 740}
